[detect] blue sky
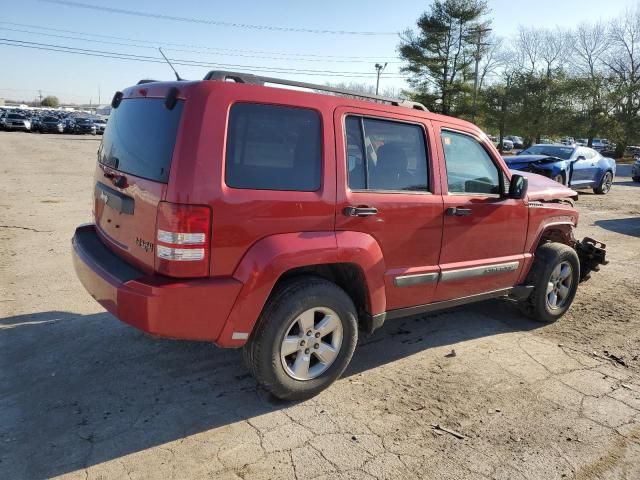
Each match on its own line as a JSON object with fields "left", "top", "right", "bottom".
{"left": 0, "top": 0, "right": 634, "bottom": 104}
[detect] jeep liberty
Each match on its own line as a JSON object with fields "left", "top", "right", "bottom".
{"left": 72, "top": 72, "right": 607, "bottom": 400}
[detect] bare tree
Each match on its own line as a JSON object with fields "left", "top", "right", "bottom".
{"left": 516, "top": 26, "right": 543, "bottom": 72}
{"left": 569, "top": 21, "right": 611, "bottom": 146}
{"left": 477, "top": 35, "right": 505, "bottom": 91}
{"left": 540, "top": 28, "right": 569, "bottom": 78}
{"left": 605, "top": 7, "right": 640, "bottom": 152}
{"left": 571, "top": 21, "right": 609, "bottom": 77}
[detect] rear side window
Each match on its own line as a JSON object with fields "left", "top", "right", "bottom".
{"left": 345, "top": 116, "right": 429, "bottom": 192}
{"left": 226, "top": 104, "right": 321, "bottom": 191}
{"left": 98, "top": 98, "right": 184, "bottom": 183}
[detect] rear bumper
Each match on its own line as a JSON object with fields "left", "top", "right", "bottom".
{"left": 72, "top": 224, "right": 243, "bottom": 343}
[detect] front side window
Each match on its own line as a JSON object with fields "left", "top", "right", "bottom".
{"left": 226, "top": 104, "right": 321, "bottom": 191}
{"left": 345, "top": 116, "right": 429, "bottom": 192}
{"left": 441, "top": 130, "right": 501, "bottom": 195}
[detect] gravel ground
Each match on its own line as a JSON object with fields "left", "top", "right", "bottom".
{"left": 1, "top": 131, "right": 639, "bottom": 480}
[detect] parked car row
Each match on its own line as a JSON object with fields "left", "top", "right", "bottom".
{"left": 0, "top": 107, "right": 108, "bottom": 135}
{"left": 489, "top": 134, "right": 617, "bottom": 156}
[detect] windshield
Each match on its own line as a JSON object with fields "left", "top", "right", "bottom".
{"left": 8, "top": 114, "right": 25, "bottom": 120}
{"left": 98, "top": 98, "right": 184, "bottom": 183}
{"left": 43, "top": 116, "right": 58, "bottom": 122}
{"left": 520, "top": 145, "right": 575, "bottom": 160}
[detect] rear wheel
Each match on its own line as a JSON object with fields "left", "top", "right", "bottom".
{"left": 519, "top": 243, "right": 580, "bottom": 323}
{"left": 243, "top": 276, "right": 358, "bottom": 400}
{"left": 632, "top": 176, "right": 640, "bottom": 183}
{"left": 594, "top": 171, "right": 613, "bottom": 194}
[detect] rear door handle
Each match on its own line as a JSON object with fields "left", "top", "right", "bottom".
{"left": 344, "top": 206, "right": 378, "bottom": 217}
{"left": 446, "top": 207, "right": 472, "bottom": 217}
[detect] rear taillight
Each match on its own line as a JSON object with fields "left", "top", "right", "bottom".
{"left": 155, "top": 202, "right": 212, "bottom": 278}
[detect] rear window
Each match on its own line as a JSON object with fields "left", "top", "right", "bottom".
{"left": 225, "top": 103, "right": 322, "bottom": 191}
{"left": 98, "top": 98, "right": 184, "bottom": 183}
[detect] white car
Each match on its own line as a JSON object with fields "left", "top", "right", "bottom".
{"left": 3, "top": 113, "right": 31, "bottom": 132}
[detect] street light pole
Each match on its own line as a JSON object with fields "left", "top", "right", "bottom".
{"left": 375, "top": 62, "right": 387, "bottom": 95}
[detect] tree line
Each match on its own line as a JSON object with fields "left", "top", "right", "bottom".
{"left": 399, "top": 0, "right": 640, "bottom": 156}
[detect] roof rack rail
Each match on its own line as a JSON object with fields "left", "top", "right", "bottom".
{"left": 137, "top": 79, "right": 159, "bottom": 85}
{"left": 202, "top": 70, "right": 428, "bottom": 112}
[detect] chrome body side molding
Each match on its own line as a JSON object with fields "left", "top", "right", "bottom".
{"left": 393, "top": 261, "right": 520, "bottom": 287}
{"left": 393, "top": 272, "right": 439, "bottom": 287}
{"left": 440, "top": 261, "right": 519, "bottom": 282}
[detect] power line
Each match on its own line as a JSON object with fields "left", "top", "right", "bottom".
{"left": 0, "top": 25, "right": 403, "bottom": 64}
{"left": 0, "top": 22, "right": 401, "bottom": 60}
{"left": 37, "top": 0, "right": 398, "bottom": 36}
{"left": 0, "top": 38, "right": 403, "bottom": 76}
{"left": 0, "top": 38, "right": 409, "bottom": 79}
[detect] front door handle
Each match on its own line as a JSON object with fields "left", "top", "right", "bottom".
{"left": 344, "top": 206, "right": 378, "bottom": 217}
{"left": 446, "top": 207, "right": 472, "bottom": 217}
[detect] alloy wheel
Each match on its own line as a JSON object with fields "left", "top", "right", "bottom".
{"left": 546, "top": 261, "right": 573, "bottom": 310}
{"left": 280, "top": 307, "right": 343, "bottom": 381}
{"left": 601, "top": 172, "right": 612, "bottom": 193}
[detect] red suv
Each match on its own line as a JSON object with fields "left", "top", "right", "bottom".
{"left": 72, "top": 72, "right": 607, "bottom": 400}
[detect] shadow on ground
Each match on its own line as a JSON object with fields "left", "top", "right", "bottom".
{"left": 0, "top": 301, "right": 541, "bottom": 479}
{"left": 595, "top": 217, "right": 640, "bottom": 237}
{"left": 613, "top": 180, "right": 640, "bottom": 187}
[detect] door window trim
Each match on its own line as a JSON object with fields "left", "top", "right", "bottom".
{"left": 342, "top": 113, "right": 433, "bottom": 195}
{"left": 440, "top": 127, "right": 506, "bottom": 198}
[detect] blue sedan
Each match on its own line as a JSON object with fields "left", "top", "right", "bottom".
{"left": 504, "top": 144, "right": 617, "bottom": 194}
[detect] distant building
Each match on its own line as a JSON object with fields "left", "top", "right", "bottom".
{"left": 0, "top": 98, "right": 5, "bottom": 106}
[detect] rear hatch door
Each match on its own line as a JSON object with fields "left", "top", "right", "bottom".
{"left": 94, "top": 96, "right": 184, "bottom": 274}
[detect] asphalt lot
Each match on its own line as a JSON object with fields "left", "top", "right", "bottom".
{"left": 1, "top": 131, "right": 640, "bottom": 480}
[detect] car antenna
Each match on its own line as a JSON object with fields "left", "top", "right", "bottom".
{"left": 158, "top": 47, "right": 184, "bottom": 81}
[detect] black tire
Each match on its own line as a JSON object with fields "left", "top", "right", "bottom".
{"left": 519, "top": 243, "right": 580, "bottom": 323}
{"left": 593, "top": 171, "right": 613, "bottom": 194}
{"left": 632, "top": 176, "right": 640, "bottom": 183}
{"left": 243, "top": 276, "right": 358, "bottom": 401}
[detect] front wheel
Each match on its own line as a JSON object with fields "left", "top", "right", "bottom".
{"left": 593, "top": 171, "right": 613, "bottom": 194}
{"left": 519, "top": 243, "right": 580, "bottom": 323}
{"left": 243, "top": 276, "right": 358, "bottom": 400}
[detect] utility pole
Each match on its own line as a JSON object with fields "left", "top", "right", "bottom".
{"left": 469, "top": 27, "right": 492, "bottom": 122}
{"left": 375, "top": 62, "right": 387, "bottom": 95}
{"left": 38, "top": 89, "right": 43, "bottom": 105}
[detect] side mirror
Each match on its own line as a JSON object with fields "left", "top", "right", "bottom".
{"left": 509, "top": 174, "right": 528, "bottom": 200}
